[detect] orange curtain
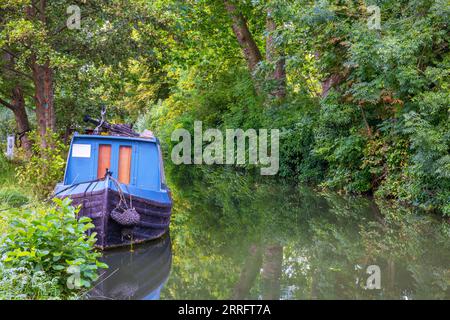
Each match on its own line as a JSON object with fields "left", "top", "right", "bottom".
{"left": 118, "top": 146, "right": 132, "bottom": 184}
{"left": 97, "top": 144, "right": 111, "bottom": 178}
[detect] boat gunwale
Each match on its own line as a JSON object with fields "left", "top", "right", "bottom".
{"left": 57, "top": 185, "right": 173, "bottom": 210}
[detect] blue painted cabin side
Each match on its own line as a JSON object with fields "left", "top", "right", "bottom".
{"left": 55, "top": 134, "right": 171, "bottom": 205}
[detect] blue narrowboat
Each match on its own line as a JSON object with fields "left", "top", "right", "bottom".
{"left": 54, "top": 128, "right": 172, "bottom": 249}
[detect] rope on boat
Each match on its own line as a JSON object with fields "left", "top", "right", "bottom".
{"left": 51, "top": 177, "right": 104, "bottom": 200}
{"left": 82, "top": 179, "right": 100, "bottom": 237}
{"left": 0, "top": 177, "right": 103, "bottom": 213}
{"left": 109, "top": 176, "right": 140, "bottom": 227}
{"left": 52, "top": 172, "right": 139, "bottom": 228}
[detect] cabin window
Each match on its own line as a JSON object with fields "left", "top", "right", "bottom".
{"left": 118, "top": 146, "right": 132, "bottom": 184}
{"left": 97, "top": 144, "right": 111, "bottom": 178}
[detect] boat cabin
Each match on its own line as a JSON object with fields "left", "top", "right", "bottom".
{"left": 64, "top": 134, "right": 166, "bottom": 191}
{"left": 55, "top": 126, "right": 172, "bottom": 249}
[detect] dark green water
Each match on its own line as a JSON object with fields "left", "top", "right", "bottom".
{"left": 90, "top": 170, "right": 450, "bottom": 300}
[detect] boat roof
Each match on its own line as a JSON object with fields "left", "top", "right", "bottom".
{"left": 73, "top": 133, "right": 159, "bottom": 144}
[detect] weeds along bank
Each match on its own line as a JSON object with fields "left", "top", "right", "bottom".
{"left": 0, "top": 152, "right": 106, "bottom": 300}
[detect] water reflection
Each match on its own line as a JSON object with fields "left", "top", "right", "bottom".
{"left": 89, "top": 168, "right": 450, "bottom": 300}
{"left": 160, "top": 169, "right": 450, "bottom": 300}
{"left": 89, "top": 235, "right": 172, "bottom": 300}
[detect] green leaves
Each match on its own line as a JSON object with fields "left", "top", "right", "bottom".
{"left": 15, "top": 130, "right": 67, "bottom": 199}
{"left": 0, "top": 198, "right": 107, "bottom": 298}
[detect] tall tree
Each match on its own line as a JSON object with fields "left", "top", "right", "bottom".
{"left": 1, "top": 0, "right": 171, "bottom": 147}
{"left": 26, "top": 2, "right": 56, "bottom": 144}
{"left": 265, "top": 6, "right": 286, "bottom": 99}
{"left": 0, "top": 51, "right": 32, "bottom": 154}
{"left": 223, "top": 0, "right": 286, "bottom": 100}
{"left": 223, "top": 0, "right": 262, "bottom": 74}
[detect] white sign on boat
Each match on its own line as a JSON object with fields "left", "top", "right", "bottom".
{"left": 72, "top": 144, "right": 92, "bottom": 158}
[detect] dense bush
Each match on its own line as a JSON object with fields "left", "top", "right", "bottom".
{"left": 292, "top": 0, "right": 450, "bottom": 214}
{"left": 0, "top": 198, "right": 107, "bottom": 299}
{"left": 16, "top": 131, "right": 67, "bottom": 199}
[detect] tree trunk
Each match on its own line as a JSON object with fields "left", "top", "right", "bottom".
{"left": 261, "top": 244, "right": 283, "bottom": 299}
{"left": 0, "top": 49, "right": 32, "bottom": 155}
{"left": 224, "top": 2, "right": 286, "bottom": 100}
{"left": 26, "top": 1, "right": 55, "bottom": 148}
{"left": 63, "top": 125, "right": 73, "bottom": 144}
{"left": 32, "top": 58, "right": 55, "bottom": 147}
{"left": 11, "top": 86, "right": 32, "bottom": 155}
{"left": 265, "top": 9, "right": 286, "bottom": 100}
{"left": 0, "top": 87, "right": 32, "bottom": 156}
{"left": 223, "top": 0, "right": 262, "bottom": 74}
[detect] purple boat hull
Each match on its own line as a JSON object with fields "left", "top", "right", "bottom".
{"left": 59, "top": 186, "right": 172, "bottom": 249}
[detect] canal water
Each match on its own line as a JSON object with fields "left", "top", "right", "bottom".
{"left": 89, "top": 169, "right": 450, "bottom": 300}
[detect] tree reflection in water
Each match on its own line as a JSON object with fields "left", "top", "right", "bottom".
{"left": 161, "top": 168, "right": 450, "bottom": 300}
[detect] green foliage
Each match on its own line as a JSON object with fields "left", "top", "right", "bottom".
{"left": 0, "top": 198, "right": 107, "bottom": 299}
{"left": 0, "top": 152, "right": 14, "bottom": 183}
{"left": 16, "top": 131, "right": 67, "bottom": 198}
{"left": 0, "top": 187, "right": 30, "bottom": 207}
{"left": 0, "top": 264, "right": 67, "bottom": 300}
{"left": 132, "top": 0, "right": 449, "bottom": 215}
{"left": 272, "top": 0, "right": 448, "bottom": 213}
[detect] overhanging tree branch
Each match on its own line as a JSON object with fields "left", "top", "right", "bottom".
{"left": 0, "top": 96, "right": 14, "bottom": 110}
{"left": 0, "top": 65, "right": 33, "bottom": 80}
